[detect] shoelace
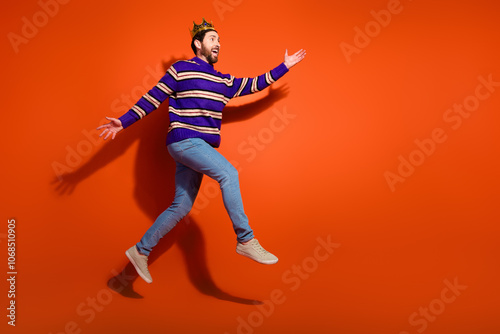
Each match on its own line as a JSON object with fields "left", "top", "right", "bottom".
{"left": 251, "top": 241, "right": 269, "bottom": 256}
{"left": 138, "top": 253, "right": 150, "bottom": 273}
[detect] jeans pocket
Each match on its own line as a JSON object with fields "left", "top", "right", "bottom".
{"left": 183, "top": 138, "right": 204, "bottom": 151}
{"left": 168, "top": 141, "right": 183, "bottom": 161}
{"left": 169, "top": 138, "right": 200, "bottom": 162}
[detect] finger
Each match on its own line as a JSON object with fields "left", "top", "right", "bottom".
{"left": 296, "top": 51, "right": 306, "bottom": 61}
{"left": 104, "top": 131, "right": 111, "bottom": 140}
{"left": 112, "top": 132, "right": 116, "bottom": 140}
{"left": 99, "top": 129, "right": 108, "bottom": 137}
{"left": 293, "top": 49, "right": 303, "bottom": 56}
{"left": 98, "top": 116, "right": 115, "bottom": 130}
{"left": 285, "top": 49, "right": 288, "bottom": 57}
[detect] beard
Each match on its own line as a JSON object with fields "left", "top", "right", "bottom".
{"left": 201, "top": 44, "right": 219, "bottom": 64}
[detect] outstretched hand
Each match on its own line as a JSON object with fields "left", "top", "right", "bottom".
{"left": 97, "top": 117, "right": 123, "bottom": 140}
{"left": 284, "top": 49, "right": 306, "bottom": 69}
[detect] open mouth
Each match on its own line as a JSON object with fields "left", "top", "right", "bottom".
{"left": 212, "top": 49, "right": 219, "bottom": 56}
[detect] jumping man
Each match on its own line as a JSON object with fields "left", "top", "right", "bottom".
{"left": 97, "top": 18, "right": 306, "bottom": 283}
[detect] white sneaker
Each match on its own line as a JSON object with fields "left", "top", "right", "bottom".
{"left": 125, "top": 246, "right": 153, "bottom": 283}
{"left": 236, "top": 239, "right": 278, "bottom": 264}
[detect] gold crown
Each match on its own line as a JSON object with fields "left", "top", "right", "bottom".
{"left": 189, "top": 18, "right": 215, "bottom": 38}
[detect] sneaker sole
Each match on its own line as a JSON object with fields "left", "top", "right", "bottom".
{"left": 125, "top": 249, "right": 153, "bottom": 284}
{"left": 236, "top": 249, "right": 279, "bottom": 265}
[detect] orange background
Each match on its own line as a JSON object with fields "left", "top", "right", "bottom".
{"left": 1, "top": 0, "right": 499, "bottom": 333}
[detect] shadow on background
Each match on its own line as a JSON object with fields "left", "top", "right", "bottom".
{"left": 53, "top": 56, "right": 289, "bottom": 305}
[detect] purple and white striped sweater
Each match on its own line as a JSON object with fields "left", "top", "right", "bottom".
{"left": 118, "top": 56, "right": 289, "bottom": 147}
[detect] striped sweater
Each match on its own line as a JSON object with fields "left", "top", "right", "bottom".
{"left": 118, "top": 56, "right": 289, "bottom": 147}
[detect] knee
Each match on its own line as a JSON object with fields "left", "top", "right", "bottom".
{"left": 171, "top": 196, "right": 194, "bottom": 219}
{"left": 180, "top": 198, "right": 195, "bottom": 217}
{"left": 223, "top": 165, "right": 239, "bottom": 183}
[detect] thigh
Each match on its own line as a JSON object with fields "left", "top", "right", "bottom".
{"left": 173, "top": 161, "right": 203, "bottom": 200}
{"left": 169, "top": 138, "right": 236, "bottom": 181}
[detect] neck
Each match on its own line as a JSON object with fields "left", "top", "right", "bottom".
{"left": 196, "top": 54, "right": 213, "bottom": 65}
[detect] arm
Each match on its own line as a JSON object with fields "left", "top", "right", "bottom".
{"left": 230, "top": 49, "right": 306, "bottom": 98}
{"left": 97, "top": 64, "right": 179, "bottom": 140}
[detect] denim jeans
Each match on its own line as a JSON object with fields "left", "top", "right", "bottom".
{"left": 136, "top": 138, "right": 254, "bottom": 256}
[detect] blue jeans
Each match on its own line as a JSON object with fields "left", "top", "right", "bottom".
{"left": 136, "top": 138, "right": 254, "bottom": 256}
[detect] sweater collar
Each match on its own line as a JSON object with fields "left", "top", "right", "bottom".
{"left": 192, "top": 56, "right": 215, "bottom": 69}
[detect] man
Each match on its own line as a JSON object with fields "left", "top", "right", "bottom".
{"left": 97, "top": 18, "right": 306, "bottom": 284}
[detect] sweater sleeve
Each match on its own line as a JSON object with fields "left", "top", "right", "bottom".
{"left": 229, "top": 62, "right": 289, "bottom": 98}
{"left": 118, "top": 65, "right": 178, "bottom": 129}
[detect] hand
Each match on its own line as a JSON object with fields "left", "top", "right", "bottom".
{"left": 284, "top": 49, "right": 306, "bottom": 69}
{"left": 97, "top": 117, "right": 123, "bottom": 140}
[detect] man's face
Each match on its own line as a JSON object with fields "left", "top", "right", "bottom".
{"left": 199, "top": 31, "right": 220, "bottom": 64}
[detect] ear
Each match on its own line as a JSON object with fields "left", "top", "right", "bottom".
{"left": 194, "top": 39, "right": 202, "bottom": 52}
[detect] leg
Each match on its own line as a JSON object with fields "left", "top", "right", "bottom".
{"left": 136, "top": 162, "right": 203, "bottom": 256}
{"left": 169, "top": 138, "right": 254, "bottom": 243}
